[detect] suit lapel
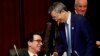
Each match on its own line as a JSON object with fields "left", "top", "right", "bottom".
{"left": 71, "top": 13, "right": 76, "bottom": 49}
{"left": 59, "top": 23, "right": 68, "bottom": 47}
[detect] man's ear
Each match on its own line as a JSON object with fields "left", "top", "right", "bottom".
{"left": 61, "top": 10, "right": 65, "bottom": 13}
{"left": 28, "top": 41, "right": 32, "bottom": 46}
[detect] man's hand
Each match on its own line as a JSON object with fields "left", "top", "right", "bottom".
{"left": 52, "top": 52, "right": 58, "bottom": 56}
{"left": 96, "top": 41, "right": 100, "bottom": 46}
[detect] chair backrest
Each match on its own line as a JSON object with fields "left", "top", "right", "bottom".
{"left": 9, "top": 48, "right": 26, "bottom": 56}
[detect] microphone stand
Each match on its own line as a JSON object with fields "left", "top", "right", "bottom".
{"left": 13, "top": 44, "right": 19, "bottom": 56}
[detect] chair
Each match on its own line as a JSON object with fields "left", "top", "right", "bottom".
{"left": 9, "top": 48, "right": 26, "bottom": 56}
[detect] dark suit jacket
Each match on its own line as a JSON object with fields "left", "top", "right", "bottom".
{"left": 19, "top": 49, "right": 44, "bottom": 56}
{"left": 55, "top": 13, "right": 94, "bottom": 56}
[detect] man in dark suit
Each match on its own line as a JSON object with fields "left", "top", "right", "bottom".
{"left": 19, "top": 33, "right": 43, "bottom": 56}
{"left": 48, "top": 2, "right": 94, "bottom": 56}
{"left": 74, "top": 0, "right": 100, "bottom": 56}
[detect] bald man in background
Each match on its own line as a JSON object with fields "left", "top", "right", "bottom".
{"left": 74, "top": 0, "right": 87, "bottom": 16}
{"left": 74, "top": 0, "right": 100, "bottom": 56}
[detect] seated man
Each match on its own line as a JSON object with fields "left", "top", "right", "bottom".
{"left": 20, "top": 33, "right": 43, "bottom": 56}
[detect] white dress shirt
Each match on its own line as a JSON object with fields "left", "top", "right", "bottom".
{"left": 28, "top": 50, "right": 38, "bottom": 56}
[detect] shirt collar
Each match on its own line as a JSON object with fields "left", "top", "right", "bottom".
{"left": 75, "top": 10, "right": 78, "bottom": 14}
{"left": 28, "top": 50, "right": 38, "bottom": 56}
{"left": 66, "top": 11, "right": 71, "bottom": 24}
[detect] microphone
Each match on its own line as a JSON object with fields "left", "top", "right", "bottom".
{"left": 13, "top": 44, "right": 19, "bottom": 56}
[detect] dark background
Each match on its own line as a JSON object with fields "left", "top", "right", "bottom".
{"left": 0, "top": 0, "right": 99, "bottom": 56}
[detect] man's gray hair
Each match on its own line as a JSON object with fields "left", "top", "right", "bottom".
{"left": 48, "top": 2, "right": 68, "bottom": 14}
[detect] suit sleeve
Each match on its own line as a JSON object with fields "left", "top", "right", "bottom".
{"left": 80, "top": 17, "right": 95, "bottom": 56}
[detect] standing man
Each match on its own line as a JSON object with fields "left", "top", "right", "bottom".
{"left": 48, "top": 2, "right": 94, "bottom": 56}
{"left": 74, "top": 0, "right": 91, "bottom": 23}
{"left": 20, "top": 33, "right": 43, "bottom": 56}
{"left": 74, "top": 0, "right": 100, "bottom": 55}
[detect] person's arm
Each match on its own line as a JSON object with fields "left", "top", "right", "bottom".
{"left": 53, "top": 39, "right": 65, "bottom": 56}
{"left": 80, "top": 17, "right": 94, "bottom": 56}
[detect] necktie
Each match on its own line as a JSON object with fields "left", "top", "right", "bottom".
{"left": 65, "top": 23, "right": 72, "bottom": 56}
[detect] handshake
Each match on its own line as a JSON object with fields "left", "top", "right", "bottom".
{"left": 51, "top": 52, "right": 58, "bottom": 56}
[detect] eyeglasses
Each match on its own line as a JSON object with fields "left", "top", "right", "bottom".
{"left": 33, "top": 40, "right": 42, "bottom": 43}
